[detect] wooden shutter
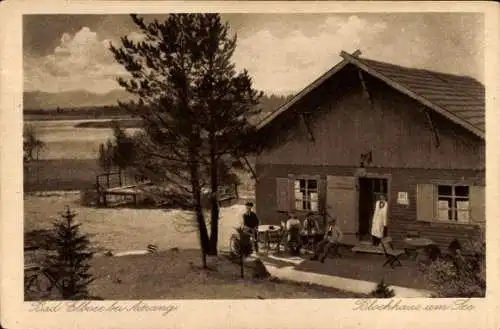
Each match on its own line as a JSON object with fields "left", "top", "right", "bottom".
{"left": 469, "top": 185, "right": 485, "bottom": 223}
{"left": 326, "top": 176, "right": 357, "bottom": 245}
{"left": 416, "top": 184, "right": 435, "bottom": 221}
{"left": 276, "top": 177, "right": 291, "bottom": 212}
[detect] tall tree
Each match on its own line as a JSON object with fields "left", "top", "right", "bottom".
{"left": 193, "top": 14, "right": 261, "bottom": 254}
{"left": 23, "top": 123, "right": 45, "bottom": 162}
{"left": 110, "top": 14, "right": 260, "bottom": 265}
{"left": 97, "top": 122, "right": 136, "bottom": 185}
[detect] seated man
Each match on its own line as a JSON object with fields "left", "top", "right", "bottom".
{"left": 285, "top": 213, "right": 302, "bottom": 255}
{"left": 310, "top": 217, "right": 343, "bottom": 263}
{"left": 302, "top": 212, "right": 320, "bottom": 248}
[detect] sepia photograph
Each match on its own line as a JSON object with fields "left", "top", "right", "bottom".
{"left": 22, "top": 10, "right": 486, "bottom": 301}
{"left": 1, "top": 1, "right": 499, "bottom": 328}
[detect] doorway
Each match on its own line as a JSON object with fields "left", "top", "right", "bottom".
{"left": 358, "top": 177, "right": 388, "bottom": 241}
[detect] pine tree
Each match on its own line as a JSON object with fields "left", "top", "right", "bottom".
{"left": 370, "top": 279, "right": 395, "bottom": 298}
{"left": 45, "top": 206, "right": 95, "bottom": 300}
{"left": 109, "top": 14, "right": 261, "bottom": 265}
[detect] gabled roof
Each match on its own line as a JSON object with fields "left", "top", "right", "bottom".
{"left": 256, "top": 50, "right": 485, "bottom": 139}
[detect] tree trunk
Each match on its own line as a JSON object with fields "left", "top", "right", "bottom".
{"left": 189, "top": 146, "right": 211, "bottom": 268}
{"left": 240, "top": 252, "right": 244, "bottom": 278}
{"left": 208, "top": 139, "right": 219, "bottom": 256}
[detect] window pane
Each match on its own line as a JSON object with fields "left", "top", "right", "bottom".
{"left": 310, "top": 192, "right": 318, "bottom": 201}
{"left": 457, "top": 210, "right": 470, "bottom": 223}
{"left": 455, "top": 186, "right": 469, "bottom": 197}
{"left": 438, "top": 185, "right": 452, "bottom": 196}
{"left": 300, "top": 179, "right": 305, "bottom": 189}
{"left": 437, "top": 208, "right": 449, "bottom": 221}
{"left": 307, "top": 179, "right": 317, "bottom": 190}
{"left": 295, "top": 200, "right": 303, "bottom": 210}
{"left": 295, "top": 190, "right": 303, "bottom": 199}
{"left": 456, "top": 200, "right": 469, "bottom": 210}
{"left": 438, "top": 198, "right": 451, "bottom": 209}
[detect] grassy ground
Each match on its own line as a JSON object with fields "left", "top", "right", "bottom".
{"left": 24, "top": 159, "right": 101, "bottom": 192}
{"left": 24, "top": 158, "right": 255, "bottom": 195}
{"left": 27, "top": 249, "right": 365, "bottom": 300}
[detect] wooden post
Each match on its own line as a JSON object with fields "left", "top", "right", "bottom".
{"left": 242, "top": 156, "right": 257, "bottom": 181}
{"left": 423, "top": 110, "right": 441, "bottom": 148}
{"left": 234, "top": 183, "right": 239, "bottom": 200}
{"left": 240, "top": 252, "right": 244, "bottom": 278}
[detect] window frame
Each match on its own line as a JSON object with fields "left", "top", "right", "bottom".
{"left": 435, "top": 184, "right": 471, "bottom": 224}
{"left": 293, "top": 177, "right": 320, "bottom": 213}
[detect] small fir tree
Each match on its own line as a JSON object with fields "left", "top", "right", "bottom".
{"left": 370, "top": 279, "right": 395, "bottom": 298}
{"left": 45, "top": 206, "right": 95, "bottom": 300}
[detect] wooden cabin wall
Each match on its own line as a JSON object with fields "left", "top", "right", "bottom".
{"left": 255, "top": 163, "right": 484, "bottom": 251}
{"left": 257, "top": 70, "right": 485, "bottom": 170}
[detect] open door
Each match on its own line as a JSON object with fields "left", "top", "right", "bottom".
{"left": 326, "top": 176, "right": 358, "bottom": 245}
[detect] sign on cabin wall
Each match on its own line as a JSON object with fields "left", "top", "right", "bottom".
{"left": 397, "top": 192, "right": 409, "bottom": 205}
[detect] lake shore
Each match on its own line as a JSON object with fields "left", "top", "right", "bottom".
{"left": 74, "top": 119, "right": 143, "bottom": 129}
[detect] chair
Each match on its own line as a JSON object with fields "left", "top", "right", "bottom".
{"left": 381, "top": 238, "right": 404, "bottom": 268}
{"left": 286, "top": 226, "right": 302, "bottom": 256}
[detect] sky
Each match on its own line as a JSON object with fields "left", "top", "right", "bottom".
{"left": 23, "top": 13, "right": 484, "bottom": 95}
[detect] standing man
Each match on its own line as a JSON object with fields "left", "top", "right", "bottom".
{"left": 242, "top": 202, "right": 260, "bottom": 252}
{"left": 371, "top": 194, "right": 388, "bottom": 246}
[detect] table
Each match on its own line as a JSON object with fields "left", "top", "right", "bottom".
{"left": 404, "top": 237, "right": 435, "bottom": 261}
{"left": 257, "top": 225, "right": 283, "bottom": 252}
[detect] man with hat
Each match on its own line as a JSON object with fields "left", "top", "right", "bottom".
{"left": 242, "top": 202, "right": 260, "bottom": 252}
{"left": 310, "top": 216, "right": 343, "bottom": 263}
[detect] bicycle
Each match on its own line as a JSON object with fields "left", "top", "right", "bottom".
{"left": 24, "top": 262, "right": 58, "bottom": 300}
{"left": 229, "top": 226, "right": 256, "bottom": 258}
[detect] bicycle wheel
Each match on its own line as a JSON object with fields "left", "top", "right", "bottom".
{"left": 24, "top": 271, "right": 40, "bottom": 295}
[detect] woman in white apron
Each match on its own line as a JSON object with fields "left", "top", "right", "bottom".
{"left": 371, "top": 194, "right": 388, "bottom": 246}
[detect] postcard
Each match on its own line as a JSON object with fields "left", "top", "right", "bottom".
{"left": 0, "top": 1, "right": 499, "bottom": 329}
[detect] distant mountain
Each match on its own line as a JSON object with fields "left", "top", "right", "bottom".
{"left": 23, "top": 89, "right": 295, "bottom": 112}
{"left": 23, "top": 90, "right": 135, "bottom": 110}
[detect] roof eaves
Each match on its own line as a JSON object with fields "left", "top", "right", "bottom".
{"left": 255, "top": 59, "right": 349, "bottom": 130}
{"left": 339, "top": 51, "right": 484, "bottom": 139}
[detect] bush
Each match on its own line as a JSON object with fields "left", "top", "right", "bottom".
{"left": 424, "top": 235, "right": 485, "bottom": 298}
{"left": 370, "top": 279, "right": 395, "bottom": 298}
{"left": 80, "top": 189, "right": 99, "bottom": 207}
{"left": 234, "top": 227, "right": 253, "bottom": 258}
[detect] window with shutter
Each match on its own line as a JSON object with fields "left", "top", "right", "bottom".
{"left": 276, "top": 177, "right": 291, "bottom": 212}
{"left": 417, "top": 183, "right": 483, "bottom": 225}
{"left": 416, "top": 184, "right": 436, "bottom": 221}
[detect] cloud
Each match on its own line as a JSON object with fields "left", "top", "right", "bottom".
{"left": 232, "top": 15, "right": 387, "bottom": 94}
{"left": 127, "top": 31, "right": 147, "bottom": 43}
{"left": 24, "top": 27, "right": 128, "bottom": 94}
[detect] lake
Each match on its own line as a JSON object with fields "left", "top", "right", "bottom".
{"left": 28, "top": 119, "right": 141, "bottom": 160}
